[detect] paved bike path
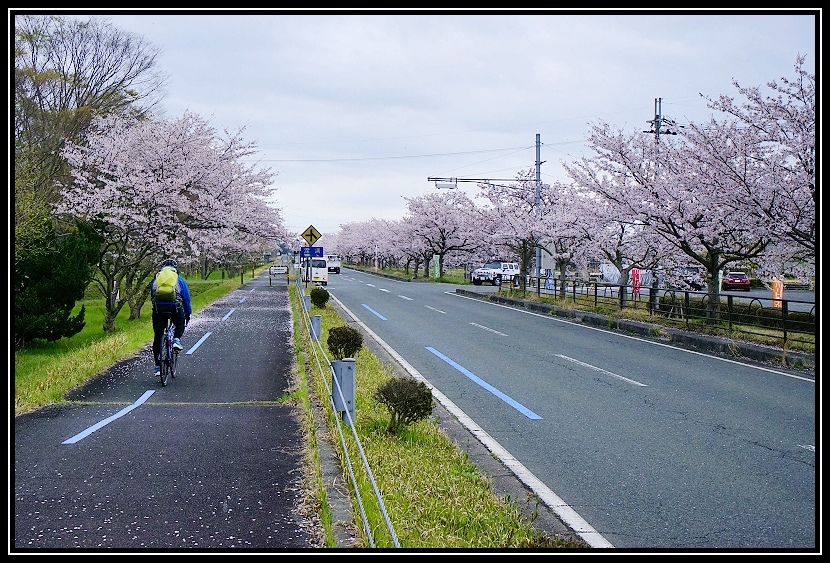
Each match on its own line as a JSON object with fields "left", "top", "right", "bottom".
{"left": 13, "top": 275, "right": 322, "bottom": 551}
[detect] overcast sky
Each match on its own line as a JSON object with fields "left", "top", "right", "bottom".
{"left": 23, "top": 9, "right": 818, "bottom": 238}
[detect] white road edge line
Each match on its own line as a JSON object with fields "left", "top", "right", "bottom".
{"left": 329, "top": 292, "right": 614, "bottom": 548}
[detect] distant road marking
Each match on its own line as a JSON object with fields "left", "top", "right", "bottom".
{"left": 450, "top": 291, "right": 814, "bottom": 383}
{"left": 366, "top": 283, "right": 376, "bottom": 287}
{"left": 425, "top": 305, "right": 446, "bottom": 314}
{"left": 186, "top": 331, "right": 212, "bottom": 354}
{"left": 62, "top": 390, "right": 155, "bottom": 444}
{"left": 398, "top": 295, "right": 413, "bottom": 300}
{"left": 469, "top": 322, "right": 507, "bottom": 336}
{"left": 557, "top": 354, "right": 647, "bottom": 387}
{"left": 222, "top": 309, "right": 235, "bottom": 321}
{"left": 379, "top": 288, "right": 390, "bottom": 293}
{"left": 362, "top": 304, "right": 387, "bottom": 320}
{"left": 426, "top": 346, "right": 542, "bottom": 420}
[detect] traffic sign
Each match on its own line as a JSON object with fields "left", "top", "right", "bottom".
{"left": 300, "top": 246, "right": 323, "bottom": 258}
{"left": 301, "top": 225, "right": 322, "bottom": 246}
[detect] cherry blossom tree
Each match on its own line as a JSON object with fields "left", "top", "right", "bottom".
{"left": 389, "top": 217, "right": 429, "bottom": 277}
{"left": 536, "top": 181, "right": 595, "bottom": 297}
{"left": 565, "top": 117, "right": 774, "bottom": 322}
{"left": 337, "top": 218, "right": 396, "bottom": 269}
{"left": 701, "top": 55, "right": 815, "bottom": 281}
{"left": 568, "top": 185, "right": 669, "bottom": 306}
{"left": 403, "top": 191, "right": 480, "bottom": 279}
{"left": 57, "top": 111, "right": 284, "bottom": 331}
{"left": 476, "top": 171, "right": 543, "bottom": 291}
{"left": 335, "top": 221, "right": 370, "bottom": 266}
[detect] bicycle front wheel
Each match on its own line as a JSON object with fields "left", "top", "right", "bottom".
{"left": 171, "top": 350, "right": 178, "bottom": 379}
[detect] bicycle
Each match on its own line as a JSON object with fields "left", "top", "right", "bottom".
{"left": 158, "top": 318, "right": 179, "bottom": 386}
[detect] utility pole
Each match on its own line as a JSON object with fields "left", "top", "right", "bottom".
{"left": 535, "top": 133, "right": 542, "bottom": 296}
{"left": 644, "top": 97, "right": 681, "bottom": 142}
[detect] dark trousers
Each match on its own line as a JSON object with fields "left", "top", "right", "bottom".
{"left": 152, "top": 311, "right": 186, "bottom": 367}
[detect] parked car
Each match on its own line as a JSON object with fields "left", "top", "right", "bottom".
{"left": 721, "top": 271, "right": 751, "bottom": 291}
{"left": 302, "top": 257, "right": 328, "bottom": 286}
{"left": 471, "top": 261, "right": 520, "bottom": 286}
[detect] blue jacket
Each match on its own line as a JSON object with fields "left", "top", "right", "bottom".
{"left": 177, "top": 274, "right": 192, "bottom": 317}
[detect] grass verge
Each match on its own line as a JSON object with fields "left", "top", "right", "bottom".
{"left": 292, "top": 282, "right": 587, "bottom": 549}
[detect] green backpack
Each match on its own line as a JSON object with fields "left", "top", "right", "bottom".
{"left": 154, "top": 267, "right": 181, "bottom": 302}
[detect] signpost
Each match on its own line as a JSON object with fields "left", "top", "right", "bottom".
{"left": 268, "top": 264, "right": 288, "bottom": 286}
{"left": 300, "top": 225, "right": 324, "bottom": 286}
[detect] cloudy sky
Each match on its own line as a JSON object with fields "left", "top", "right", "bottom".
{"left": 25, "top": 9, "right": 819, "bottom": 238}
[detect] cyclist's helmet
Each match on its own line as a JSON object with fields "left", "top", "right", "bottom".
{"left": 160, "top": 258, "right": 178, "bottom": 271}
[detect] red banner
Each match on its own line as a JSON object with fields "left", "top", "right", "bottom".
{"left": 631, "top": 268, "right": 641, "bottom": 295}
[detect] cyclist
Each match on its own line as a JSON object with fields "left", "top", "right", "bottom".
{"left": 150, "top": 258, "right": 192, "bottom": 378}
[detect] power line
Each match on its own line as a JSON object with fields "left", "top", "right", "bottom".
{"left": 257, "top": 145, "right": 534, "bottom": 163}
{"left": 251, "top": 138, "right": 586, "bottom": 163}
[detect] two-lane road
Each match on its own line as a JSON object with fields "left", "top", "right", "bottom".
{"left": 327, "top": 269, "right": 816, "bottom": 550}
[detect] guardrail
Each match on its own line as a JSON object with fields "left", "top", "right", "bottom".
{"left": 293, "top": 276, "right": 399, "bottom": 547}
{"left": 509, "top": 278, "right": 816, "bottom": 351}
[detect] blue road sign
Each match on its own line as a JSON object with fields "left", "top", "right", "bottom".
{"left": 300, "top": 246, "right": 324, "bottom": 258}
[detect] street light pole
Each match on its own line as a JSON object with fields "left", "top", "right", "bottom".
{"left": 428, "top": 134, "right": 544, "bottom": 295}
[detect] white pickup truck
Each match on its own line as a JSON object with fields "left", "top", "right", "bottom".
{"left": 471, "top": 260, "right": 520, "bottom": 286}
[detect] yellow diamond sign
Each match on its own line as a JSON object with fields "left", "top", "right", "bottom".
{"left": 301, "top": 224, "right": 322, "bottom": 246}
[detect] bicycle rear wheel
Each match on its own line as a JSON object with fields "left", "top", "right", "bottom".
{"left": 159, "top": 339, "right": 171, "bottom": 387}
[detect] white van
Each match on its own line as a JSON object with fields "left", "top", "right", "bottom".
{"left": 325, "top": 254, "right": 341, "bottom": 274}
{"left": 304, "top": 257, "right": 328, "bottom": 285}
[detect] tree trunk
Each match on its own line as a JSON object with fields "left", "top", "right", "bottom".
{"left": 618, "top": 269, "right": 630, "bottom": 308}
{"left": 705, "top": 278, "right": 722, "bottom": 323}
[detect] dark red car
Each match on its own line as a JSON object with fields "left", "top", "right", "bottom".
{"left": 722, "top": 271, "right": 751, "bottom": 291}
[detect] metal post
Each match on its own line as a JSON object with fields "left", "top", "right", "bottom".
{"left": 535, "top": 133, "right": 542, "bottom": 296}
{"left": 310, "top": 315, "right": 321, "bottom": 341}
{"left": 331, "top": 359, "right": 356, "bottom": 425}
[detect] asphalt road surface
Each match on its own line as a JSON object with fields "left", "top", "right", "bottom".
{"left": 325, "top": 269, "right": 816, "bottom": 551}
{"left": 14, "top": 274, "right": 322, "bottom": 552}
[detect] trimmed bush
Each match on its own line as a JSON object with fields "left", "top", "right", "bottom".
{"left": 327, "top": 324, "right": 363, "bottom": 360}
{"left": 372, "top": 377, "right": 434, "bottom": 433}
{"left": 310, "top": 286, "right": 330, "bottom": 308}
